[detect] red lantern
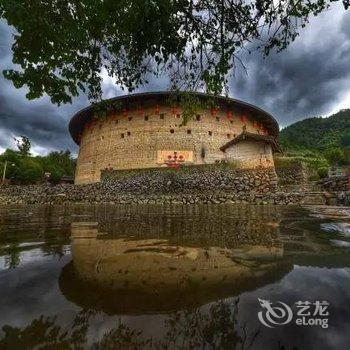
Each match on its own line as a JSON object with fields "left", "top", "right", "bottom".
{"left": 154, "top": 104, "right": 160, "bottom": 114}
{"left": 226, "top": 110, "right": 233, "bottom": 119}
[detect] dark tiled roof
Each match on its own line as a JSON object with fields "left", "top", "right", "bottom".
{"left": 69, "top": 91, "right": 279, "bottom": 144}
{"left": 220, "top": 131, "right": 282, "bottom": 153}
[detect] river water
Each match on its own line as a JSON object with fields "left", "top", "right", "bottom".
{"left": 0, "top": 204, "right": 350, "bottom": 349}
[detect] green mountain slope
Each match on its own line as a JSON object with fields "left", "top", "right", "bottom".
{"left": 280, "top": 109, "right": 350, "bottom": 153}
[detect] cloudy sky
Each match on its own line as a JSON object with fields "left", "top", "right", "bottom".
{"left": 1, "top": 3, "right": 350, "bottom": 156}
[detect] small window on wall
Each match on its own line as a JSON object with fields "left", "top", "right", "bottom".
{"left": 176, "top": 114, "right": 181, "bottom": 118}
{"left": 99, "top": 124, "right": 102, "bottom": 129}
{"left": 128, "top": 117, "right": 133, "bottom": 121}
{"left": 230, "top": 120, "right": 233, "bottom": 124}
{"left": 160, "top": 113, "right": 165, "bottom": 119}
{"left": 187, "top": 129, "right": 192, "bottom": 134}
{"left": 127, "top": 131, "right": 131, "bottom": 136}
{"left": 208, "top": 131, "right": 212, "bottom": 136}
{"left": 216, "top": 117, "right": 220, "bottom": 122}
{"left": 196, "top": 114, "right": 201, "bottom": 121}
{"left": 144, "top": 115, "right": 149, "bottom": 121}
{"left": 170, "top": 129, "right": 175, "bottom": 133}
{"left": 100, "top": 136, "right": 104, "bottom": 141}
{"left": 115, "top": 120, "right": 119, "bottom": 124}
{"left": 227, "top": 134, "right": 231, "bottom": 139}
{"left": 121, "top": 133, "right": 125, "bottom": 138}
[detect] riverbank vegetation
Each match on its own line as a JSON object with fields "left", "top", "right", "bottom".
{"left": 0, "top": 137, "right": 75, "bottom": 184}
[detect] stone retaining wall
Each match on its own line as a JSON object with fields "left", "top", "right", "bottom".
{"left": 0, "top": 165, "right": 341, "bottom": 206}
{"left": 275, "top": 162, "right": 308, "bottom": 190}
{"left": 0, "top": 183, "right": 306, "bottom": 205}
{"left": 318, "top": 176, "right": 349, "bottom": 192}
{"left": 101, "top": 164, "right": 278, "bottom": 194}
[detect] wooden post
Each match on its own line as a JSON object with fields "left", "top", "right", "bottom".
{"left": 2, "top": 160, "right": 8, "bottom": 185}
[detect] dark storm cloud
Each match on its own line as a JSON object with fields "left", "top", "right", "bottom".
{"left": 230, "top": 4, "right": 350, "bottom": 127}
{"left": 1, "top": 3, "right": 350, "bottom": 153}
{"left": 0, "top": 19, "right": 166, "bottom": 155}
{"left": 0, "top": 20, "right": 89, "bottom": 154}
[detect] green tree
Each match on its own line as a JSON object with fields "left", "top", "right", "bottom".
{"left": 1, "top": 1, "right": 349, "bottom": 104}
{"left": 324, "top": 148, "right": 346, "bottom": 166}
{"left": 37, "top": 150, "right": 76, "bottom": 182}
{"left": 0, "top": 149, "right": 22, "bottom": 181}
{"left": 14, "top": 136, "right": 31, "bottom": 156}
{"left": 0, "top": 148, "right": 76, "bottom": 184}
{"left": 340, "top": 131, "right": 350, "bottom": 148}
{"left": 15, "top": 158, "right": 43, "bottom": 184}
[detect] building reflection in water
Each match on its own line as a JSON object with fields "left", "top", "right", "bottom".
{"left": 59, "top": 208, "right": 291, "bottom": 314}
{"left": 3, "top": 204, "right": 350, "bottom": 349}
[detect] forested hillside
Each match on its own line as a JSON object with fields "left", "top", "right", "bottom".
{"left": 280, "top": 109, "right": 350, "bottom": 167}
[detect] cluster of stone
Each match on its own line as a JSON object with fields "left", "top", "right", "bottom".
{"left": 101, "top": 166, "right": 278, "bottom": 194}
{"left": 316, "top": 176, "right": 350, "bottom": 206}
{"left": 337, "top": 191, "right": 350, "bottom": 206}
{"left": 275, "top": 163, "right": 308, "bottom": 190}
{"left": 0, "top": 166, "right": 304, "bottom": 206}
{"left": 0, "top": 183, "right": 307, "bottom": 205}
{"left": 318, "top": 176, "right": 349, "bottom": 192}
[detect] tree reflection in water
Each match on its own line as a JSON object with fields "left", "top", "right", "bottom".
{"left": 0, "top": 299, "right": 265, "bottom": 350}
{"left": 3, "top": 243, "right": 20, "bottom": 269}
{"left": 0, "top": 310, "right": 91, "bottom": 349}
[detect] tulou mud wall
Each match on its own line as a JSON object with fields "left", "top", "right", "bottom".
{"left": 74, "top": 102, "right": 276, "bottom": 184}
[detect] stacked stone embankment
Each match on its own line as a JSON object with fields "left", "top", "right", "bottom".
{"left": 318, "top": 176, "right": 349, "bottom": 192}
{"left": 0, "top": 166, "right": 309, "bottom": 205}
{"left": 317, "top": 176, "right": 350, "bottom": 206}
{"left": 275, "top": 162, "right": 309, "bottom": 191}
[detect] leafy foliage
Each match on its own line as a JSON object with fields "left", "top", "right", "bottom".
{"left": 1, "top": 1, "right": 349, "bottom": 104}
{"left": 0, "top": 147, "right": 76, "bottom": 184}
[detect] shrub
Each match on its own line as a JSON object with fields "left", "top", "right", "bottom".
{"left": 317, "top": 167, "right": 329, "bottom": 179}
{"left": 15, "top": 158, "right": 43, "bottom": 184}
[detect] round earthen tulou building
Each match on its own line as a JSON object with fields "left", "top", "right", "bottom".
{"left": 69, "top": 92, "right": 280, "bottom": 184}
